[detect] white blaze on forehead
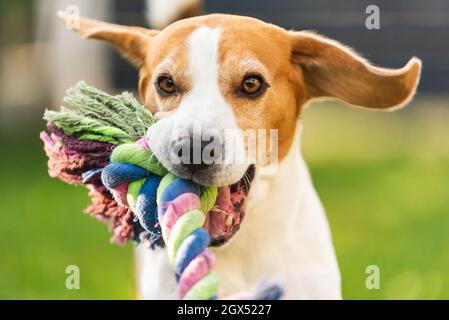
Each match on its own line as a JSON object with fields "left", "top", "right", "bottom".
{"left": 176, "top": 25, "right": 236, "bottom": 129}
{"left": 148, "top": 25, "right": 249, "bottom": 186}
{"left": 181, "top": 26, "right": 246, "bottom": 173}
{"left": 187, "top": 26, "right": 222, "bottom": 95}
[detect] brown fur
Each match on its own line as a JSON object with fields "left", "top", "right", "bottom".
{"left": 59, "top": 13, "right": 421, "bottom": 162}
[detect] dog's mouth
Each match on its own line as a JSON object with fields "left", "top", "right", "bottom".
{"left": 203, "top": 165, "right": 255, "bottom": 246}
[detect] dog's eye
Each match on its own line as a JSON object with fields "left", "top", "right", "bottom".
{"left": 240, "top": 75, "right": 267, "bottom": 97}
{"left": 156, "top": 75, "right": 177, "bottom": 96}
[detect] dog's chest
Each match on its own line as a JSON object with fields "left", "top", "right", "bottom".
{"left": 135, "top": 163, "right": 303, "bottom": 299}
{"left": 135, "top": 148, "right": 341, "bottom": 299}
{"left": 135, "top": 245, "right": 177, "bottom": 299}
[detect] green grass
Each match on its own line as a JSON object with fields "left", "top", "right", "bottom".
{"left": 1, "top": 97, "right": 448, "bottom": 299}
{"left": 0, "top": 136, "right": 135, "bottom": 299}
{"left": 302, "top": 98, "right": 449, "bottom": 299}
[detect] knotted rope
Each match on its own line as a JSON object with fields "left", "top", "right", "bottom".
{"left": 42, "top": 82, "right": 283, "bottom": 300}
{"left": 101, "top": 137, "right": 221, "bottom": 299}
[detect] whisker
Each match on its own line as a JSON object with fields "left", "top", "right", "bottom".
{"left": 242, "top": 171, "right": 251, "bottom": 191}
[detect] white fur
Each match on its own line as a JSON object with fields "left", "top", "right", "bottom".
{"left": 135, "top": 245, "right": 176, "bottom": 299}
{"left": 174, "top": 27, "right": 235, "bottom": 133}
{"left": 147, "top": 26, "right": 247, "bottom": 186}
{"left": 146, "top": 0, "right": 201, "bottom": 29}
{"left": 212, "top": 126, "right": 341, "bottom": 299}
{"left": 137, "top": 124, "right": 342, "bottom": 299}
{"left": 138, "top": 26, "right": 342, "bottom": 300}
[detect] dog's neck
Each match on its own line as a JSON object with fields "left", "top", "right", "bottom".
{"left": 214, "top": 119, "right": 343, "bottom": 299}
{"left": 247, "top": 121, "right": 304, "bottom": 210}
{"left": 217, "top": 121, "right": 306, "bottom": 248}
{"left": 136, "top": 120, "right": 341, "bottom": 299}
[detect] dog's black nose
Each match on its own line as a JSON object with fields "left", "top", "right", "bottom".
{"left": 171, "top": 134, "right": 222, "bottom": 173}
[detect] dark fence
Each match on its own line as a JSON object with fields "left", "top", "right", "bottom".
{"left": 111, "top": 0, "right": 449, "bottom": 93}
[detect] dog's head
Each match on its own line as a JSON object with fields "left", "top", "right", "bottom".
{"left": 62, "top": 13, "right": 421, "bottom": 244}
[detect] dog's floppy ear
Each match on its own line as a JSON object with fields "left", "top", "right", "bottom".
{"left": 290, "top": 31, "right": 421, "bottom": 110}
{"left": 58, "top": 11, "right": 159, "bottom": 68}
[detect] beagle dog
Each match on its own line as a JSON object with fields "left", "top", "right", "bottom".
{"left": 60, "top": 13, "right": 421, "bottom": 299}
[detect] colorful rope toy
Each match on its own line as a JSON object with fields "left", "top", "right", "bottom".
{"left": 101, "top": 138, "right": 221, "bottom": 299}
{"left": 41, "top": 82, "right": 282, "bottom": 300}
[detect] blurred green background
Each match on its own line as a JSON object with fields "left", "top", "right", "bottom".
{"left": 1, "top": 99, "right": 448, "bottom": 299}
{"left": 1, "top": 0, "right": 449, "bottom": 300}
